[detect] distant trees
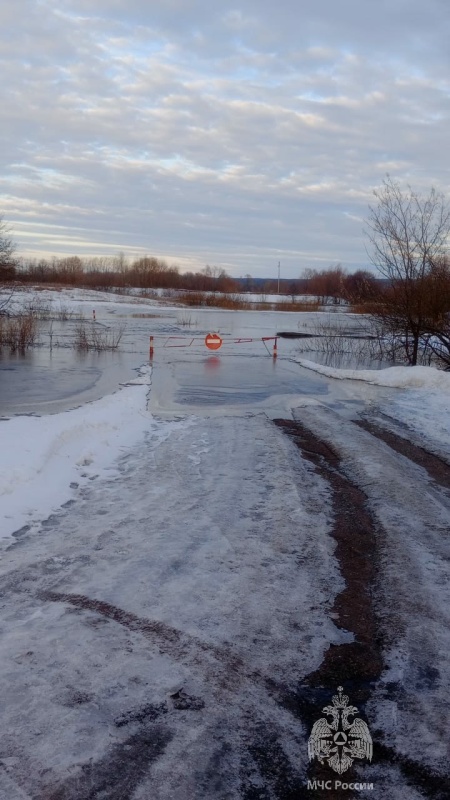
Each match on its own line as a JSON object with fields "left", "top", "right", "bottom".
{"left": 301, "top": 266, "right": 379, "bottom": 306}
{"left": 13, "top": 253, "right": 242, "bottom": 295}
{"left": 130, "top": 257, "right": 177, "bottom": 288}
{"left": 365, "top": 177, "right": 450, "bottom": 365}
{"left": 341, "top": 270, "right": 381, "bottom": 305}
{"left": 301, "top": 267, "right": 342, "bottom": 304}
{"left": 0, "top": 218, "right": 17, "bottom": 315}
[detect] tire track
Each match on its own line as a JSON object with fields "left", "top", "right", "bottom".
{"left": 356, "top": 420, "right": 450, "bottom": 492}
{"left": 273, "top": 419, "right": 382, "bottom": 799}
{"left": 38, "top": 591, "right": 308, "bottom": 799}
{"left": 45, "top": 726, "right": 173, "bottom": 800}
{"left": 273, "top": 418, "right": 450, "bottom": 800}
{"left": 8, "top": 414, "right": 449, "bottom": 799}
{"left": 274, "top": 419, "right": 383, "bottom": 695}
{"left": 38, "top": 590, "right": 266, "bottom": 695}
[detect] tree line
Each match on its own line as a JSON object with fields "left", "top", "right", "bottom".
{"left": 1, "top": 176, "right": 450, "bottom": 366}
{"left": 1, "top": 245, "right": 381, "bottom": 301}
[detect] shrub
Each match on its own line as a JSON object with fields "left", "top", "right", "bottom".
{"left": 0, "top": 314, "right": 38, "bottom": 351}
{"left": 73, "top": 321, "right": 125, "bottom": 351}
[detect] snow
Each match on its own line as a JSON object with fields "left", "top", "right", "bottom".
{"left": 295, "top": 357, "right": 450, "bottom": 390}
{"left": 295, "top": 357, "right": 450, "bottom": 460}
{"left": 0, "top": 415, "right": 345, "bottom": 798}
{"left": 0, "top": 365, "right": 169, "bottom": 541}
{"left": 3, "top": 285, "right": 159, "bottom": 306}
{"left": 1, "top": 287, "right": 450, "bottom": 795}
{"left": 236, "top": 293, "right": 321, "bottom": 304}
{"left": 291, "top": 403, "right": 450, "bottom": 777}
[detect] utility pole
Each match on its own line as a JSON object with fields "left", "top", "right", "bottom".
{"left": 277, "top": 261, "right": 280, "bottom": 294}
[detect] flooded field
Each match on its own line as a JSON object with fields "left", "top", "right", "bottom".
{"left": 0, "top": 304, "right": 352, "bottom": 415}
{"left": 0, "top": 299, "right": 381, "bottom": 417}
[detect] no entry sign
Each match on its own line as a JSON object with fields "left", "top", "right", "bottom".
{"left": 205, "top": 332, "right": 223, "bottom": 351}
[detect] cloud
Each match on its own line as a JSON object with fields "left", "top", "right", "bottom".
{"left": 0, "top": 0, "right": 449, "bottom": 275}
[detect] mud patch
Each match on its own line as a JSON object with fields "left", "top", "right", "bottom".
{"left": 58, "top": 688, "right": 94, "bottom": 708}
{"left": 253, "top": 419, "right": 386, "bottom": 798}
{"left": 114, "top": 702, "right": 168, "bottom": 728}
{"left": 114, "top": 690, "right": 205, "bottom": 728}
{"left": 273, "top": 418, "right": 450, "bottom": 799}
{"left": 240, "top": 723, "right": 303, "bottom": 800}
{"left": 274, "top": 419, "right": 383, "bottom": 698}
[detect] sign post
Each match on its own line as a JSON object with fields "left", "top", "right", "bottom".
{"left": 205, "top": 333, "right": 223, "bottom": 351}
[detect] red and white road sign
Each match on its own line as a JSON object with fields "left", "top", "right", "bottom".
{"left": 205, "top": 332, "right": 223, "bottom": 351}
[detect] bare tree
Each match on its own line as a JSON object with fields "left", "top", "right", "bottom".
{"left": 365, "top": 177, "right": 450, "bottom": 365}
{"left": 0, "top": 217, "right": 17, "bottom": 315}
{"left": 302, "top": 266, "right": 347, "bottom": 305}
{"left": 419, "top": 257, "right": 450, "bottom": 368}
{"left": 342, "top": 270, "right": 381, "bottom": 305}
{"left": 0, "top": 216, "right": 16, "bottom": 277}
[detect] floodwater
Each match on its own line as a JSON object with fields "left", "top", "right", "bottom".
{"left": 0, "top": 305, "right": 389, "bottom": 418}
{"left": 149, "top": 351, "right": 329, "bottom": 419}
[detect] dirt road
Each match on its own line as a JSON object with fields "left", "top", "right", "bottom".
{"left": 0, "top": 405, "right": 449, "bottom": 799}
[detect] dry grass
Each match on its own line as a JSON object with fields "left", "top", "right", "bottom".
{"left": 0, "top": 314, "right": 38, "bottom": 351}
{"left": 22, "top": 295, "right": 52, "bottom": 319}
{"left": 53, "top": 302, "right": 75, "bottom": 321}
{"left": 177, "top": 313, "right": 198, "bottom": 326}
{"left": 177, "top": 292, "right": 252, "bottom": 309}
{"left": 209, "top": 294, "right": 251, "bottom": 309}
{"left": 272, "top": 299, "right": 321, "bottom": 312}
{"left": 349, "top": 302, "right": 378, "bottom": 314}
{"left": 176, "top": 292, "right": 321, "bottom": 311}
{"left": 73, "top": 321, "right": 125, "bottom": 351}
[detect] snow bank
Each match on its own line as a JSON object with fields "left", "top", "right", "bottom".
{"left": 0, "top": 365, "right": 168, "bottom": 541}
{"left": 295, "top": 357, "right": 450, "bottom": 390}
{"left": 295, "top": 357, "right": 450, "bottom": 459}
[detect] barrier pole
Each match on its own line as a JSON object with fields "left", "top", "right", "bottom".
{"left": 273, "top": 337, "right": 278, "bottom": 359}
{"left": 93, "top": 309, "right": 96, "bottom": 321}
{"left": 149, "top": 335, "right": 154, "bottom": 360}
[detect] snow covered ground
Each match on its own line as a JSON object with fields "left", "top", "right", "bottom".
{"left": 0, "top": 415, "right": 347, "bottom": 799}
{"left": 295, "top": 356, "right": 450, "bottom": 462}
{"left": 0, "top": 288, "right": 449, "bottom": 798}
{"left": 0, "top": 365, "right": 160, "bottom": 540}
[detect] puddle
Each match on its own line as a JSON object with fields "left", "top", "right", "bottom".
{"left": 147, "top": 343, "right": 337, "bottom": 419}
{"left": 172, "top": 356, "right": 327, "bottom": 408}
{"left": 0, "top": 347, "right": 135, "bottom": 416}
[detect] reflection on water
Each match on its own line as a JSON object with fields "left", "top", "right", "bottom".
{"left": 0, "top": 306, "right": 394, "bottom": 416}
{"left": 152, "top": 353, "right": 329, "bottom": 416}
{"left": 0, "top": 346, "right": 129, "bottom": 415}
{"left": 204, "top": 356, "right": 221, "bottom": 371}
{"left": 302, "top": 351, "right": 393, "bottom": 371}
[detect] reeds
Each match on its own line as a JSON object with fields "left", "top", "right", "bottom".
{"left": 176, "top": 292, "right": 251, "bottom": 309}
{"left": 73, "top": 321, "right": 125, "bottom": 351}
{"left": 272, "top": 299, "right": 320, "bottom": 312}
{"left": 175, "top": 292, "right": 320, "bottom": 311}
{"left": 0, "top": 314, "right": 38, "bottom": 351}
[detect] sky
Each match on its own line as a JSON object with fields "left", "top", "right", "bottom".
{"left": 1, "top": 1, "right": 450, "bottom": 278}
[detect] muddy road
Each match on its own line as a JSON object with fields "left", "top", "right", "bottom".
{"left": 0, "top": 355, "right": 449, "bottom": 799}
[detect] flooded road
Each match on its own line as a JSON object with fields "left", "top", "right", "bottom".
{"left": 2, "top": 295, "right": 448, "bottom": 798}
{"left": 150, "top": 350, "right": 328, "bottom": 418}
{"left": 0, "top": 303, "right": 391, "bottom": 418}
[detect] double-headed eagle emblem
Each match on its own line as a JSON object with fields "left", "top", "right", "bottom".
{"left": 308, "top": 686, "right": 373, "bottom": 775}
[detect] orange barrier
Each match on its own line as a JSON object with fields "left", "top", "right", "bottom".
{"left": 148, "top": 334, "right": 278, "bottom": 359}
